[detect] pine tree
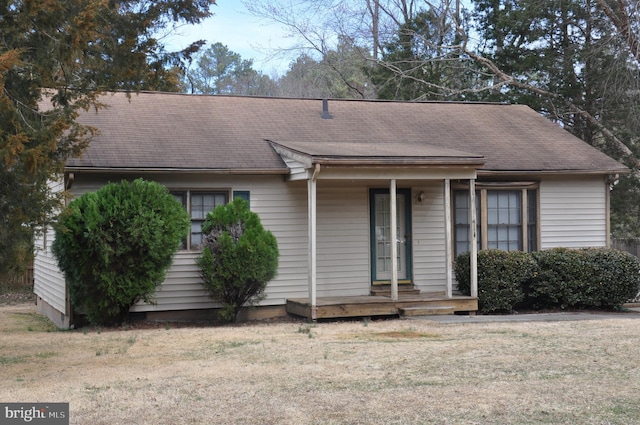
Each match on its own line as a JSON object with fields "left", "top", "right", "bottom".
{"left": 0, "top": 0, "right": 214, "bottom": 274}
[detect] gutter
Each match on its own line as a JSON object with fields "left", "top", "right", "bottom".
{"left": 478, "top": 169, "right": 631, "bottom": 177}
{"left": 311, "top": 163, "right": 321, "bottom": 181}
{"left": 64, "top": 167, "right": 290, "bottom": 175}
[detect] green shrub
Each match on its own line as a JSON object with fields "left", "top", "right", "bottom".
{"left": 528, "top": 248, "right": 640, "bottom": 309}
{"left": 52, "top": 179, "right": 189, "bottom": 325}
{"left": 527, "top": 248, "right": 585, "bottom": 309}
{"left": 455, "top": 250, "right": 536, "bottom": 313}
{"left": 456, "top": 247, "right": 640, "bottom": 313}
{"left": 588, "top": 248, "right": 640, "bottom": 307}
{"left": 196, "top": 198, "right": 279, "bottom": 323}
{"left": 453, "top": 251, "right": 472, "bottom": 295}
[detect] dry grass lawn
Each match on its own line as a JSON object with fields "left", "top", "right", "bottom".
{"left": 1, "top": 303, "right": 640, "bottom": 424}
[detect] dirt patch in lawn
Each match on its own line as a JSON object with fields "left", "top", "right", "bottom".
{"left": 1, "top": 303, "right": 640, "bottom": 424}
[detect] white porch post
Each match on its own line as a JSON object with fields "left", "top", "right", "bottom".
{"left": 390, "top": 179, "right": 398, "bottom": 301}
{"left": 444, "top": 179, "right": 453, "bottom": 298}
{"left": 470, "top": 179, "right": 478, "bottom": 298}
{"left": 308, "top": 164, "right": 320, "bottom": 320}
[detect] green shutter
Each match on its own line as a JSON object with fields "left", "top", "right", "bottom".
{"left": 233, "top": 191, "right": 250, "bottom": 207}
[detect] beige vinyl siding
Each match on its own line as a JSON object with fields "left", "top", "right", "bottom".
{"left": 410, "top": 182, "right": 447, "bottom": 293}
{"left": 42, "top": 172, "right": 456, "bottom": 313}
{"left": 33, "top": 179, "right": 66, "bottom": 314}
{"left": 539, "top": 176, "right": 608, "bottom": 249}
{"left": 249, "top": 180, "right": 309, "bottom": 303}
{"left": 316, "top": 183, "right": 371, "bottom": 297}
{"left": 313, "top": 181, "right": 450, "bottom": 296}
{"left": 68, "top": 173, "right": 310, "bottom": 311}
{"left": 34, "top": 228, "right": 66, "bottom": 314}
{"left": 130, "top": 252, "right": 212, "bottom": 312}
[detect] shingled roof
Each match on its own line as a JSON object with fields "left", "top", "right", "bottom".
{"left": 67, "top": 91, "right": 627, "bottom": 175}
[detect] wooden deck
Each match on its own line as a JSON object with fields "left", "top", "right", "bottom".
{"left": 286, "top": 293, "right": 478, "bottom": 320}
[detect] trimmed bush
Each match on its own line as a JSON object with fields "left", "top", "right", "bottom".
{"left": 52, "top": 179, "right": 190, "bottom": 325}
{"left": 526, "top": 248, "right": 584, "bottom": 309}
{"left": 456, "top": 247, "right": 640, "bottom": 314}
{"left": 528, "top": 248, "right": 640, "bottom": 309}
{"left": 455, "top": 250, "right": 536, "bottom": 313}
{"left": 196, "top": 198, "right": 279, "bottom": 323}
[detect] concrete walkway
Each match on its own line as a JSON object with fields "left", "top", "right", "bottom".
{"left": 412, "top": 307, "right": 640, "bottom": 324}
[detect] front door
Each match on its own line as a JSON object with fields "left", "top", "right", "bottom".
{"left": 370, "top": 189, "right": 412, "bottom": 283}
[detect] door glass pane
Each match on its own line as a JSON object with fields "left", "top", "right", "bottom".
{"left": 374, "top": 193, "right": 406, "bottom": 279}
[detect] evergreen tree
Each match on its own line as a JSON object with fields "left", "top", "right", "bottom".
{"left": 371, "top": 8, "right": 465, "bottom": 100}
{"left": 197, "top": 198, "right": 279, "bottom": 323}
{"left": 53, "top": 179, "right": 190, "bottom": 325}
{"left": 182, "top": 42, "right": 277, "bottom": 95}
{"left": 472, "top": 0, "right": 634, "bottom": 145}
{"left": 0, "top": 0, "right": 214, "bottom": 274}
{"left": 471, "top": 0, "right": 640, "bottom": 236}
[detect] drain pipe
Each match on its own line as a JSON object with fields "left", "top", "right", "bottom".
{"left": 309, "top": 163, "right": 321, "bottom": 320}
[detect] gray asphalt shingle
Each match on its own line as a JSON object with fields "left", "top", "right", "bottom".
{"left": 67, "top": 92, "right": 627, "bottom": 174}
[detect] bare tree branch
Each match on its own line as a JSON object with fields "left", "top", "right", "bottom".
{"left": 595, "top": 0, "right": 640, "bottom": 63}
{"left": 458, "top": 29, "right": 640, "bottom": 169}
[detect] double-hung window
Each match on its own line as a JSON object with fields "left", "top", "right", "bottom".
{"left": 171, "top": 191, "right": 229, "bottom": 250}
{"left": 453, "top": 182, "right": 538, "bottom": 255}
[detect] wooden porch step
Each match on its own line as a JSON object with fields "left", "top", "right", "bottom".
{"left": 370, "top": 285, "right": 421, "bottom": 297}
{"left": 286, "top": 295, "right": 477, "bottom": 320}
{"left": 399, "top": 306, "right": 455, "bottom": 317}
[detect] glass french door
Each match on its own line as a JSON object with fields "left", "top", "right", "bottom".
{"left": 371, "top": 189, "right": 411, "bottom": 282}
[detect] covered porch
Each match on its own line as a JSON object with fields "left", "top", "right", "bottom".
{"left": 270, "top": 138, "right": 483, "bottom": 320}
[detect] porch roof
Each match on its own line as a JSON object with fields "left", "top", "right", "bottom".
{"left": 268, "top": 140, "right": 485, "bottom": 167}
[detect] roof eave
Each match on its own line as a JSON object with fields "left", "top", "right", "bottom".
{"left": 65, "top": 166, "right": 290, "bottom": 175}
{"left": 478, "top": 168, "right": 630, "bottom": 176}
{"left": 315, "top": 157, "right": 485, "bottom": 167}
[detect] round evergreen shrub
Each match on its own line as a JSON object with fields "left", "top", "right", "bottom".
{"left": 52, "top": 179, "right": 190, "bottom": 325}
{"left": 196, "top": 198, "right": 279, "bottom": 323}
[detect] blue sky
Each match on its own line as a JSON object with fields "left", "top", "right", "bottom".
{"left": 165, "top": 1, "right": 477, "bottom": 77}
{"left": 165, "top": 2, "right": 292, "bottom": 76}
